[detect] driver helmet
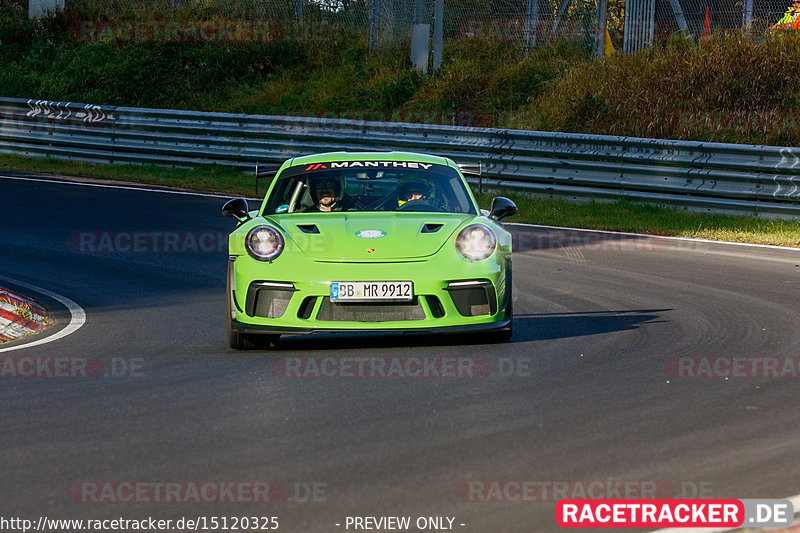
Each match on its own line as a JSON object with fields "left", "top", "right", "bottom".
{"left": 309, "top": 177, "right": 342, "bottom": 202}
{"left": 397, "top": 180, "right": 432, "bottom": 206}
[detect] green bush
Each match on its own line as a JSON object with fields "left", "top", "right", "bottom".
{"left": 511, "top": 32, "right": 800, "bottom": 144}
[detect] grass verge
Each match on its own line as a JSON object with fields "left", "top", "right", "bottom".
{"left": 3, "top": 154, "right": 799, "bottom": 247}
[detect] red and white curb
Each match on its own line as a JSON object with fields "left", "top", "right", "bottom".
{"left": 0, "top": 276, "right": 85, "bottom": 353}
{"left": 0, "top": 286, "right": 48, "bottom": 341}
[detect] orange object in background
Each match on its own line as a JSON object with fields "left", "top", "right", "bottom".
{"left": 769, "top": 1, "right": 800, "bottom": 30}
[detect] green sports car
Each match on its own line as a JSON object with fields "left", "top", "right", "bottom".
{"left": 222, "top": 151, "right": 516, "bottom": 350}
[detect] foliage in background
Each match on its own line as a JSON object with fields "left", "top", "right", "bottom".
{"left": 510, "top": 32, "right": 800, "bottom": 145}
{"left": 3, "top": 0, "right": 800, "bottom": 144}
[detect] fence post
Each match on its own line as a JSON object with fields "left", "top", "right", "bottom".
{"left": 368, "top": 0, "right": 380, "bottom": 51}
{"left": 594, "top": 0, "right": 608, "bottom": 57}
{"left": 433, "top": 0, "right": 443, "bottom": 71}
{"left": 742, "top": 0, "right": 754, "bottom": 31}
{"left": 414, "top": 0, "right": 427, "bottom": 24}
{"left": 551, "top": 0, "right": 572, "bottom": 37}
{"left": 524, "top": 0, "right": 540, "bottom": 50}
{"left": 668, "top": 0, "right": 690, "bottom": 35}
{"left": 411, "top": 0, "right": 430, "bottom": 73}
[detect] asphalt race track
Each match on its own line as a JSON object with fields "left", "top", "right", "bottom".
{"left": 2, "top": 173, "right": 800, "bottom": 532}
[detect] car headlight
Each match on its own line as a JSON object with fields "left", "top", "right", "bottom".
{"left": 246, "top": 225, "right": 284, "bottom": 262}
{"left": 456, "top": 224, "right": 496, "bottom": 261}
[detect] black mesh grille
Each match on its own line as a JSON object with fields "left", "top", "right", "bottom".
{"left": 317, "top": 297, "right": 426, "bottom": 322}
{"left": 246, "top": 283, "right": 294, "bottom": 319}
{"left": 448, "top": 285, "right": 496, "bottom": 317}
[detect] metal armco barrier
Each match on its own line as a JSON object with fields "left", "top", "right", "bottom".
{"left": 2, "top": 97, "right": 800, "bottom": 218}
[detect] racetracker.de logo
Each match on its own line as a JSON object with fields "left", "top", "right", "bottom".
{"left": 273, "top": 356, "right": 491, "bottom": 379}
{"left": 556, "top": 499, "right": 745, "bottom": 528}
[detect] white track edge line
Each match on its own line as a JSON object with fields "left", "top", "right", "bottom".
{"left": 0, "top": 276, "right": 86, "bottom": 354}
{"left": 506, "top": 223, "right": 800, "bottom": 252}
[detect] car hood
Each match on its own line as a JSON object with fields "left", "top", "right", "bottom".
{"left": 271, "top": 213, "right": 473, "bottom": 261}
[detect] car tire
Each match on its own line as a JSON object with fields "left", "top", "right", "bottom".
{"left": 491, "top": 327, "right": 513, "bottom": 343}
{"left": 229, "top": 329, "right": 278, "bottom": 351}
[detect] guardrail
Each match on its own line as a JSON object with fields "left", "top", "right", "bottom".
{"left": 2, "top": 97, "right": 800, "bottom": 217}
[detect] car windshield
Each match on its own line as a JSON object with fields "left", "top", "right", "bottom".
{"left": 263, "top": 161, "right": 476, "bottom": 215}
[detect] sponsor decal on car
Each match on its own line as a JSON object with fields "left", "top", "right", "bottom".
{"left": 302, "top": 161, "right": 437, "bottom": 171}
{"left": 355, "top": 230, "right": 386, "bottom": 239}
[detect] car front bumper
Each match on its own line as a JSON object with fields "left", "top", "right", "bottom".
{"left": 228, "top": 251, "right": 512, "bottom": 334}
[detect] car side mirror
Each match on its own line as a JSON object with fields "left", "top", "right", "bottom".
{"left": 222, "top": 198, "right": 251, "bottom": 223}
{"left": 489, "top": 197, "right": 517, "bottom": 221}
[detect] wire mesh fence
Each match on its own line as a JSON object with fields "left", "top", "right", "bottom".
{"left": 34, "top": 0, "right": 800, "bottom": 52}
{"left": 371, "top": 0, "right": 598, "bottom": 50}
{"left": 58, "top": 0, "right": 603, "bottom": 50}
{"left": 654, "top": 0, "right": 800, "bottom": 37}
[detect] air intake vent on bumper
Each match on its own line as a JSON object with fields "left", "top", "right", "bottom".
{"left": 246, "top": 281, "right": 296, "bottom": 318}
{"left": 446, "top": 280, "right": 497, "bottom": 317}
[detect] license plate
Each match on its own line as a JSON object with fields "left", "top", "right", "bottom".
{"left": 330, "top": 281, "right": 413, "bottom": 302}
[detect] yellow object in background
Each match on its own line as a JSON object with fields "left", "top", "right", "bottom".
{"left": 604, "top": 27, "right": 615, "bottom": 56}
